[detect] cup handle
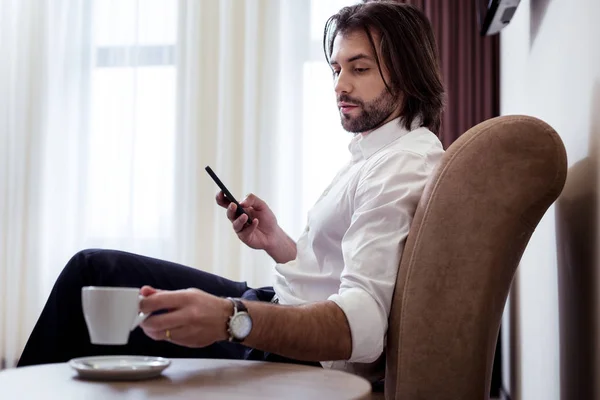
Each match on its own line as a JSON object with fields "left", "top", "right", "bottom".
{"left": 131, "top": 295, "right": 149, "bottom": 330}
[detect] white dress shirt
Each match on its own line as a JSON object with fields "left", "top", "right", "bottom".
{"left": 272, "top": 117, "right": 444, "bottom": 369}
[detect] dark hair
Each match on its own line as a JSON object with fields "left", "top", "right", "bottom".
{"left": 323, "top": 1, "right": 445, "bottom": 132}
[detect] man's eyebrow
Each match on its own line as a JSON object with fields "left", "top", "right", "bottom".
{"left": 347, "top": 53, "right": 373, "bottom": 63}
{"left": 329, "top": 53, "right": 374, "bottom": 66}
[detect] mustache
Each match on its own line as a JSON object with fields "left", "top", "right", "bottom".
{"left": 337, "top": 94, "right": 363, "bottom": 107}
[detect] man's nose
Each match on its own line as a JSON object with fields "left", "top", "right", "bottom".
{"left": 334, "top": 70, "right": 352, "bottom": 95}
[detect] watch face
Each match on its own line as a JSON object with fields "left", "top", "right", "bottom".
{"left": 230, "top": 312, "right": 252, "bottom": 339}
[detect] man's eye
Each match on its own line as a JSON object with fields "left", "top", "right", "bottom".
{"left": 355, "top": 68, "right": 369, "bottom": 73}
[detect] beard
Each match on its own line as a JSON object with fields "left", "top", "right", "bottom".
{"left": 338, "top": 89, "right": 398, "bottom": 134}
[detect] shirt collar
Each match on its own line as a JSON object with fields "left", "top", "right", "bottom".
{"left": 348, "top": 117, "right": 420, "bottom": 161}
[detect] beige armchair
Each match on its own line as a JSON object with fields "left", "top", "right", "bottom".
{"left": 383, "top": 115, "right": 567, "bottom": 399}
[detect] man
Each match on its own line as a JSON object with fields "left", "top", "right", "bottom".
{"left": 17, "top": 1, "right": 445, "bottom": 381}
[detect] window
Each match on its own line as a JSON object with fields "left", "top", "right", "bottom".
{"left": 302, "top": 0, "right": 359, "bottom": 219}
{"left": 83, "top": 0, "right": 359, "bottom": 248}
{"left": 85, "top": 0, "right": 178, "bottom": 253}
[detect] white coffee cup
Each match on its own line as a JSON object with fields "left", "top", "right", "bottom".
{"left": 82, "top": 286, "right": 149, "bottom": 345}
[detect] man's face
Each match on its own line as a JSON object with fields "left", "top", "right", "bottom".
{"left": 330, "top": 30, "right": 402, "bottom": 134}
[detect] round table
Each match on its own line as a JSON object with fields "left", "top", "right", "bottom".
{"left": 0, "top": 358, "right": 373, "bottom": 399}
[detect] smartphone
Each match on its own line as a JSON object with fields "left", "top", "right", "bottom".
{"left": 205, "top": 166, "right": 254, "bottom": 224}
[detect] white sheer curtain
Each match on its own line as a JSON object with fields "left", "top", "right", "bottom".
{"left": 174, "top": 0, "right": 310, "bottom": 284}
{"left": 0, "top": 0, "right": 311, "bottom": 368}
{"left": 1, "top": 0, "right": 358, "bottom": 368}
{"left": 1, "top": 0, "right": 50, "bottom": 371}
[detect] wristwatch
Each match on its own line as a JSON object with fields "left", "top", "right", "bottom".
{"left": 226, "top": 297, "right": 253, "bottom": 342}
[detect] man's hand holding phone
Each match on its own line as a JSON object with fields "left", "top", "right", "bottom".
{"left": 207, "top": 165, "right": 297, "bottom": 264}
{"left": 206, "top": 165, "right": 280, "bottom": 252}
{"left": 215, "top": 191, "right": 281, "bottom": 252}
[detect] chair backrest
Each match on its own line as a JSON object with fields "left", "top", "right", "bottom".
{"left": 384, "top": 115, "right": 568, "bottom": 399}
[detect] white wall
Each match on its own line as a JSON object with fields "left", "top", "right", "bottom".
{"left": 500, "top": 0, "right": 600, "bottom": 399}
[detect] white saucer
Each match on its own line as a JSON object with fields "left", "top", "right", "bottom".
{"left": 69, "top": 355, "right": 171, "bottom": 381}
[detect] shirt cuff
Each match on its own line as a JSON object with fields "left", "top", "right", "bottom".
{"left": 327, "top": 287, "right": 387, "bottom": 363}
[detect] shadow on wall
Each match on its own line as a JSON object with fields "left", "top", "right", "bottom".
{"left": 555, "top": 80, "right": 600, "bottom": 400}
{"left": 530, "top": 0, "right": 553, "bottom": 49}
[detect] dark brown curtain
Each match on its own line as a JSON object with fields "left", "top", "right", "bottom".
{"left": 397, "top": 0, "right": 500, "bottom": 148}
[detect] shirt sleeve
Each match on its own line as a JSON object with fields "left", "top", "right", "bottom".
{"left": 327, "top": 148, "right": 440, "bottom": 363}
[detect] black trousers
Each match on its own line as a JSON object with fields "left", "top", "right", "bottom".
{"left": 17, "top": 249, "right": 319, "bottom": 368}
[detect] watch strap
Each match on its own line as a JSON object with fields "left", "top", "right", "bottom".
{"left": 226, "top": 297, "right": 249, "bottom": 342}
{"left": 227, "top": 297, "right": 247, "bottom": 314}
